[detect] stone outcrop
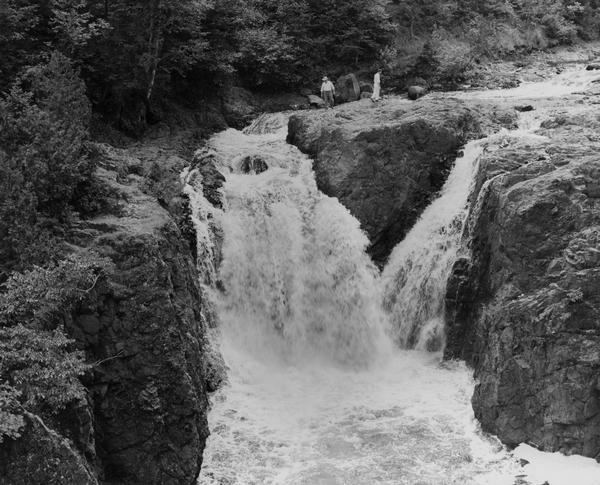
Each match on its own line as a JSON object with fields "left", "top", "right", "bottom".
{"left": 445, "top": 106, "right": 600, "bottom": 459}
{"left": 75, "top": 148, "right": 221, "bottom": 484}
{"left": 287, "top": 97, "right": 516, "bottom": 265}
{"left": 2, "top": 140, "right": 223, "bottom": 484}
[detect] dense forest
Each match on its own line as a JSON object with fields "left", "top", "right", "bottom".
{"left": 2, "top": 0, "right": 600, "bottom": 470}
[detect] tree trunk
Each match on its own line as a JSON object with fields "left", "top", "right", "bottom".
{"left": 146, "top": 0, "right": 162, "bottom": 102}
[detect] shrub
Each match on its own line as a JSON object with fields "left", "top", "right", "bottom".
{"left": 413, "top": 29, "right": 474, "bottom": 87}
{"left": 0, "top": 384, "right": 25, "bottom": 443}
{"left": 0, "top": 52, "right": 94, "bottom": 277}
{"left": 542, "top": 13, "right": 578, "bottom": 44}
{"left": 0, "top": 253, "right": 111, "bottom": 329}
{"left": 0, "top": 253, "right": 111, "bottom": 441}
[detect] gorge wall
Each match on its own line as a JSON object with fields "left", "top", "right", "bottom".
{"left": 287, "top": 97, "right": 516, "bottom": 265}
{"left": 1, "top": 140, "right": 223, "bottom": 484}
{"left": 445, "top": 104, "right": 600, "bottom": 459}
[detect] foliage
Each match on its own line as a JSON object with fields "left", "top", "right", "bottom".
{"left": 0, "top": 253, "right": 110, "bottom": 329}
{"left": 0, "top": 384, "right": 25, "bottom": 443}
{"left": 0, "top": 51, "right": 93, "bottom": 278}
{"left": 50, "top": 0, "right": 110, "bottom": 54}
{"left": 0, "top": 253, "right": 110, "bottom": 442}
{"left": 0, "top": 0, "right": 40, "bottom": 90}
{"left": 0, "top": 325, "right": 89, "bottom": 410}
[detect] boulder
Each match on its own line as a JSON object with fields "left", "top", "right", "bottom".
{"left": 514, "top": 104, "right": 534, "bottom": 112}
{"left": 335, "top": 73, "right": 361, "bottom": 102}
{"left": 408, "top": 85, "right": 427, "bottom": 100}
{"left": 287, "top": 98, "right": 517, "bottom": 265}
{"left": 307, "top": 94, "right": 326, "bottom": 109}
{"left": 445, "top": 107, "right": 600, "bottom": 459}
{"left": 586, "top": 63, "right": 600, "bottom": 70}
{"left": 240, "top": 154, "right": 269, "bottom": 174}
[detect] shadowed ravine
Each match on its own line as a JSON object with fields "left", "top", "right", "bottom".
{"left": 189, "top": 69, "right": 600, "bottom": 485}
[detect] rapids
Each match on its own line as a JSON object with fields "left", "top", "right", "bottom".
{"left": 190, "top": 68, "right": 600, "bottom": 484}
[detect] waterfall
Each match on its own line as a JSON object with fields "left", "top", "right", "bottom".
{"left": 206, "top": 117, "right": 391, "bottom": 367}
{"left": 193, "top": 113, "right": 523, "bottom": 485}
{"left": 381, "top": 141, "right": 483, "bottom": 351}
{"left": 191, "top": 67, "right": 600, "bottom": 484}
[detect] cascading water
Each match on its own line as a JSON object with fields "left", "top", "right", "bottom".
{"left": 191, "top": 68, "right": 600, "bottom": 485}
{"left": 381, "top": 141, "right": 483, "bottom": 351}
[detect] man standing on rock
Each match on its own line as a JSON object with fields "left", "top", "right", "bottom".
{"left": 320, "top": 76, "right": 335, "bottom": 109}
{"left": 371, "top": 68, "right": 382, "bottom": 102}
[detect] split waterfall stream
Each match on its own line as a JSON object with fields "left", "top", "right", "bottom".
{"left": 186, "top": 68, "right": 600, "bottom": 485}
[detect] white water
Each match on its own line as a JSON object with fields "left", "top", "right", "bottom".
{"left": 194, "top": 68, "right": 600, "bottom": 485}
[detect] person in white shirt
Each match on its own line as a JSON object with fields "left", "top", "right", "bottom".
{"left": 371, "top": 68, "right": 382, "bottom": 102}
{"left": 320, "top": 76, "right": 335, "bottom": 108}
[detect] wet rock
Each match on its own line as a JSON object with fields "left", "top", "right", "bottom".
{"left": 445, "top": 109, "right": 600, "bottom": 459}
{"left": 240, "top": 155, "right": 269, "bottom": 174}
{"left": 288, "top": 97, "right": 517, "bottom": 265}
{"left": 336, "top": 73, "right": 361, "bottom": 102}
{"left": 308, "top": 94, "right": 326, "bottom": 109}
{"left": 192, "top": 152, "right": 226, "bottom": 208}
{"left": 408, "top": 85, "right": 427, "bottom": 100}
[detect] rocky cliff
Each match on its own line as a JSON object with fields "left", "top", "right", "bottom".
{"left": 1, "top": 137, "right": 223, "bottom": 484}
{"left": 287, "top": 97, "right": 517, "bottom": 265}
{"left": 445, "top": 104, "right": 600, "bottom": 459}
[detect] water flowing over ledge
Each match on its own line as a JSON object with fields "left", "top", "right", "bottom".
{"left": 189, "top": 67, "right": 600, "bottom": 484}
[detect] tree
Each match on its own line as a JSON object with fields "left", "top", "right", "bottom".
{"left": 0, "top": 52, "right": 93, "bottom": 277}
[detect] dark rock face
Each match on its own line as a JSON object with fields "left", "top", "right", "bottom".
{"left": 192, "top": 151, "right": 226, "bottom": 208}
{"left": 0, "top": 413, "right": 97, "bottom": 485}
{"left": 240, "top": 155, "right": 269, "bottom": 174}
{"left": 0, "top": 143, "right": 221, "bottom": 484}
{"left": 445, "top": 108, "right": 600, "bottom": 459}
{"left": 68, "top": 162, "right": 216, "bottom": 484}
{"left": 288, "top": 97, "right": 516, "bottom": 265}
